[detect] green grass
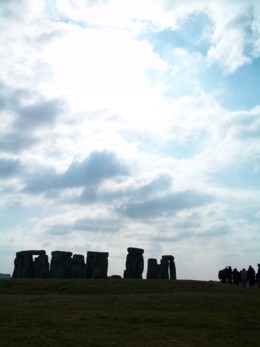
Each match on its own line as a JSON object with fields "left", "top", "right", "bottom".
{"left": 0, "top": 279, "right": 259, "bottom": 347}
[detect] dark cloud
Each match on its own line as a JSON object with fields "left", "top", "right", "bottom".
{"left": 0, "top": 158, "right": 20, "bottom": 178}
{"left": 14, "top": 98, "right": 64, "bottom": 130}
{"left": 134, "top": 175, "right": 172, "bottom": 198}
{"left": 0, "top": 86, "right": 66, "bottom": 153}
{"left": 0, "top": 131, "right": 38, "bottom": 153}
{"left": 118, "top": 190, "right": 214, "bottom": 219}
{"left": 47, "top": 217, "right": 121, "bottom": 236}
{"left": 79, "top": 174, "right": 172, "bottom": 204}
{"left": 24, "top": 150, "right": 129, "bottom": 193}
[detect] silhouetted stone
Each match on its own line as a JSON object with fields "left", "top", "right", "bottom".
{"left": 34, "top": 254, "right": 49, "bottom": 278}
{"left": 147, "top": 258, "right": 159, "bottom": 279}
{"left": 110, "top": 275, "right": 122, "bottom": 279}
{"left": 71, "top": 254, "right": 86, "bottom": 278}
{"left": 124, "top": 247, "right": 144, "bottom": 279}
{"left": 169, "top": 257, "right": 176, "bottom": 280}
{"left": 12, "top": 250, "right": 47, "bottom": 278}
{"left": 160, "top": 255, "right": 176, "bottom": 280}
{"left": 159, "top": 257, "right": 169, "bottom": 279}
{"left": 50, "top": 251, "right": 72, "bottom": 278}
{"left": 86, "top": 251, "right": 109, "bottom": 279}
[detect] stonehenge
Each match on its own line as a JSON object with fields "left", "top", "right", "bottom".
{"left": 12, "top": 250, "right": 109, "bottom": 279}
{"left": 12, "top": 248, "right": 177, "bottom": 280}
{"left": 12, "top": 250, "right": 49, "bottom": 278}
{"left": 71, "top": 254, "right": 86, "bottom": 278}
{"left": 147, "top": 255, "right": 176, "bottom": 280}
{"left": 50, "top": 251, "right": 73, "bottom": 278}
{"left": 124, "top": 247, "right": 144, "bottom": 279}
{"left": 86, "top": 251, "right": 109, "bottom": 279}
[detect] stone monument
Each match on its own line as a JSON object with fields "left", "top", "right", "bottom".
{"left": 146, "top": 255, "right": 176, "bottom": 280}
{"left": 86, "top": 251, "right": 109, "bottom": 279}
{"left": 124, "top": 247, "right": 144, "bottom": 279}
{"left": 50, "top": 251, "right": 72, "bottom": 278}
{"left": 12, "top": 250, "right": 48, "bottom": 278}
{"left": 71, "top": 254, "right": 86, "bottom": 278}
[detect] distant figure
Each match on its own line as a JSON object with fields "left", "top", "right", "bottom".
{"left": 241, "top": 268, "right": 247, "bottom": 286}
{"left": 226, "top": 266, "right": 232, "bottom": 284}
{"left": 247, "top": 265, "right": 255, "bottom": 287}
{"left": 256, "top": 264, "right": 260, "bottom": 288}
{"left": 232, "top": 268, "right": 239, "bottom": 286}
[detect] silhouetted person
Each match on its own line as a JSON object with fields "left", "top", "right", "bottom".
{"left": 256, "top": 264, "right": 260, "bottom": 288}
{"left": 226, "top": 266, "right": 232, "bottom": 284}
{"left": 247, "top": 265, "right": 255, "bottom": 287}
{"left": 218, "top": 269, "right": 224, "bottom": 282}
{"left": 241, "top": 268, "right": 247, "bottom": 286}
{"left": 232, "top": 268, "right": 239, "bottom": 286}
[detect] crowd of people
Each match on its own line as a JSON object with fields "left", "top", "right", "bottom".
{"left": 218, "top": 264, "right": 260, "bottom": 287}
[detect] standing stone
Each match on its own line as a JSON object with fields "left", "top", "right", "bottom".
{"left": 34, "top": 254, "right": 49, "bottom": 278}
{"left": 147, "top": 258, "right": 159, "bottom": 279}
{"left": 71, "top": 254, "right": 86, "bottom": 278}
{"left": 86, "top": 251, "right": 109, "bottom": 279}
{"left": 161, "top": 255, "right": 176, "bottom": 280}
{"left": 50, "top": 251, "right": 72, "bottom": 278}
{"left": 169, "top": 256, "right": 176, "bottom": 280}
{"left": 22, "top": 254, "right": 34, "bottom": 278}
{"left": 13, "top": 254, "right": 24, "bottom": 278}
{"left": 12, "top": 250, "right": 47, "bottom": 278}
{"left": 124, "top": 247, "right": 144, "bottom": 279}
{"left": 159, "top": 257, "right": 169, "bottom": 279}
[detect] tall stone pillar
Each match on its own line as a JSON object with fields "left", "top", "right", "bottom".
{"left": 147, "top": 258, "right": 159, "bottom": 279}
{"left": 34, "top": 253, "right": 49, "bottom": 278}
{"left": 159, "top": 257, "right": 169, "bottom": 279}
{"left": 50, "top": 251, "right": 72, "bottom": 278}
{"left": 86, "top": 251, "right": 109, "bottom": 279}
{"left": 124, "top": 247, "right": 144, "bottom": 279}
{"left": 71, "top": 254, "right": 86, "bottom": 278}
{"left": 169, "top": 257, "right": 176, "bottom": 280}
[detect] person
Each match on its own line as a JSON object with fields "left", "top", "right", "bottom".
{"left": 256, "top": 264, "right": 260, "bottom": 288}
{"left": 241, "top": 268, "right": 247, "bottom": 286}
{"left": 247, "top": 265, "right": 255, "bottom": 287}
{"left": 232, "top": 268, "right": 239, "bottom": 286}
{"left": 218, "top": 269, "right": 223, "bottom": 282}
{"left": 226, "top": 266, "right": 232, "bottom": 284}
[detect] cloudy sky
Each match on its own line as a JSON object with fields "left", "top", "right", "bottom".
{"left": 1, "top": 0, "right": 260, "bottom": 280}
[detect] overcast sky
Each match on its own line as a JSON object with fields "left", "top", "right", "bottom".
{"left": 1, "top": 0, "right": 260, "bottom": 280}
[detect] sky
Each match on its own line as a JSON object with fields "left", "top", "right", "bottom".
{"left": 0, "top": 0, "right": 260, "bottom": 280}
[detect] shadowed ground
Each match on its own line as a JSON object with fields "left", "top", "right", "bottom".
{"left": 0, "top": 279, "right": 259, "bottom": 347}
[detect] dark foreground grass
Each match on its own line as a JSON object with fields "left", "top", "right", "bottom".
{"left": 0, "top": 279, "right": 259, "bottom": 347}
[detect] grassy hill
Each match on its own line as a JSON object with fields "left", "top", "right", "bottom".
{"left": 0, "top": 279, "right": 259, "bottom": 347}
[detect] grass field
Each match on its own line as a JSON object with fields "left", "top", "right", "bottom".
{"left": 0, "top": 279, "right": 259, "bottom": 347}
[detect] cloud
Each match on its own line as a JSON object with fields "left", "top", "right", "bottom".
{"left": 14, "top": 98, "right": 64, "bottom": 130}
{"left": 79, "top": 174, "right": 172, "bottom": 205}
{"left": 0, "top": 86, "right": 67, "bottom": 153}
{"left": 227, "top": 107, "right": 260, "bottom": 141}
{"left": 24, "top": 150, "right": 129, "bottom": 193}
{"left": 0, "top": 132, "right": 38, "bottom": 153}
{"left": 46, "top": 216, "right": 121, "bottom": 236}
{"left": 0, "top": 158, "right": 20, "bottom": 178}
{"left": 118, "top": 190, "right": 214, "bottom": 220}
